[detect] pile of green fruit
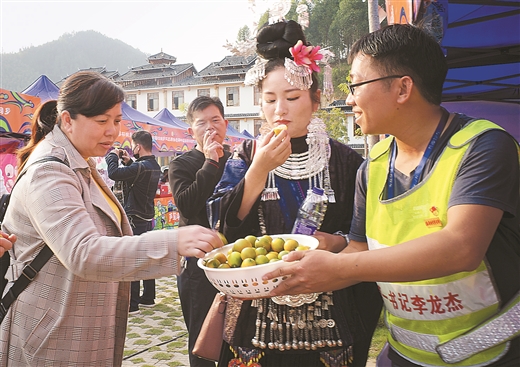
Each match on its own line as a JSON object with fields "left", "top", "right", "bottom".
{"left": 203, "top": 235, "right": 310, "bottom": 269}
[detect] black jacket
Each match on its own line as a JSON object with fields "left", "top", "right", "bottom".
{"left": 106, "top": 152, "right": 161, "bottom": 220}
{"left": 169, "top": 149, "right": 230, "bottom": 227}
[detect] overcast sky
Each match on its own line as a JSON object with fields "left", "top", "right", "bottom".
{"left": 0, "top": 0, "right": 262, "bottom": 70}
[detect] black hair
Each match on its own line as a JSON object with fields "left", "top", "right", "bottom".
{"left": 256, "top": 20, "right": 305, "bottom": 60}
{"left": 256, "top": 20, "right": 320, "bottom": 104}
{"left": 132, "top": 130, "right": 153, "bottom": 151}
{"left": 186, "top": 96, "right": 225, "bottom": 125}
{"left": 18, "top": 71, "right": 125, "bottom": 169}
{"left": 348, "top": 24, "right": 447, "bottom": 105}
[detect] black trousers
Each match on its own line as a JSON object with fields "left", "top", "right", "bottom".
{"left": 129, "top": 216, "right": 155, "bottom": 310}
{"left": 178, "top": 257, "right": 218, "bottom": 367}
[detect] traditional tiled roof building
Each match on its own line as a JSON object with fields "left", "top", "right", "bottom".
{"left": 114, "top": 51, "right": 263, "bottom": 136}
{"left": 55, "top": 67, "right": 120, "bottom": 87}
{"left": 54, "top": 51, "right": 359, "bottom": 149}
{"left": 147, "top": 51, "right": 177, "bottom": 65}
{"left": 116, "top": 52, "right": 196, "bottom": 89}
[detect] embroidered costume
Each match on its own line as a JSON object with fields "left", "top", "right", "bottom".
{"left": 212, "top": 136, "right": 382, "bottom": 367}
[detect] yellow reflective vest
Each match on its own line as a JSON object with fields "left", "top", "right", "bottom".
{"left": 366, "top": 120, "right": 510, "bottom": 366}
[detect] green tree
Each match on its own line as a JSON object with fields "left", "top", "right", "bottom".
{"left": 178, "top": 102, "right": 189, "bottom": 115}
{"left": 305, "top": 0, "right": 372, "bottom": 102}
{"left": 315, "top": 108, "right": 348, "bottom": 143}
{"left": 247, "top": 0, "right": 386, "bottom": 104}
{"left": 282, "top": 1, "right": 298, "bottom": 21}
{"left": 331, "top": 61, "right": 350, "bottom": 100}
{"left": 329, "top": 0, "right": 370, "bottom": 60}
{"left": 258, "top": 10, "right": 269, "bottom": 28}
{"left": 237, "top": 26, "right": 251, "bottom": 42}
{"left": 306, "top": 0, "right": 341, "bottom": 51}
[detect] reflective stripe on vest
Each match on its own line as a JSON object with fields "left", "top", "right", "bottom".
{"left": 437, "top": 290, "right": 520, "bottom": 363}
{"left": 366, "top": 120, "right": 509, "bottom": 366}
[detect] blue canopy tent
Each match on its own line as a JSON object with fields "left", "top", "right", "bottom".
{"left": 121, "top": 102, "right": 173, "bottom": 128}
{"left": 241, "top": 129, "right": 255, "bottom": 139}
{"left": 387, "top": 0, "right": 520, "bottom": 140}
{"left": 442, "top": 100, "right": 519, "bottom": 140}
{"left": 154, "top": 108, "right": 252, "bottom": 141}
{"left": 440, "top": 0, "right": 519, "bottom": 141}
{"left": 154, "top": 108, "right": 251, "bottom": 144}
{"left": 226, "top": 124, "right": 252, "bottom": 140}
{"left": 154, "top": 108, "right": 189, "bottom": 129}
{"left": 118, "top": 102, "right": 195, "bottom": 155}
{"left": 439, "top": 1, "right": 519, "bottom": 104}
{"left": 21, "top": 75, "right": 60, "bottom": 103}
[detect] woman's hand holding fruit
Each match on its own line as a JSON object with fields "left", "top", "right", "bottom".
{"left": 177, "top": 226, "right": 225, "bottom": 258}
{"left": 251, "top": 128, "right": 291, "bottom": 175}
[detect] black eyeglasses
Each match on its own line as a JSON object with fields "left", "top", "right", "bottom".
{"left": 347, "top": 75, "right": 405, "bottom": 95}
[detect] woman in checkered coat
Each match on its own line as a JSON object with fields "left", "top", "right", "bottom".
{"left": 0, "top": 71, "right": 222, "bottom": 366}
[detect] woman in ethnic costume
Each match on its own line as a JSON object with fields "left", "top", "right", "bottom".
{"left": 209, "top": 16, "right": 382, "bottom": 367}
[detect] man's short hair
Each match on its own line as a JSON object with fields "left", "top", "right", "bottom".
{"left": 348, "top": 24, "right": 447, "bottom": 105}
{"left": 132, "top": 130, "right": 153, "bottom": 151}
{"left": 186, "top": 96, "right": 225, "bottom": 126}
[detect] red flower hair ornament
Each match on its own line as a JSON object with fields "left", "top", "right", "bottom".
{"left": 289, "top": 40, "right": 323, "bottom": 72}
{"left": 284, "top": 40, "right": 328, "bottom": 90}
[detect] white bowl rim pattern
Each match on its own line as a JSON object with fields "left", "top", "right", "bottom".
{"left": 197, "top": 234, "right": 319, "bottom": 299}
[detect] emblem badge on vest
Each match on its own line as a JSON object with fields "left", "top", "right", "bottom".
{"left": 425, "top": 206, "right": 442, "bottom": 228}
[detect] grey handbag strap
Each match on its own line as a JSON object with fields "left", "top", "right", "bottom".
{"left": 0, "top": 156, "right": 68, "bottom": 323}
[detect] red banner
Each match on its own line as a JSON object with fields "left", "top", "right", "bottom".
{"left": 153, "top": 196, "right": 179, "bottom": 229}
{"left": 116, "top": 120, "right": 246, "bottom": 154}
{"left": 0, "top": 89, "right": 41, "bottom": 135}
{"left": 116, "top": 119, "right": 196, "bottom": 153}
{"left": 385, "top": 0, "right": 416, "bottom": 24}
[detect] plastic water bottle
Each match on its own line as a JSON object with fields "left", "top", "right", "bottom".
{"left": 291, "top": 187, "right": 328, "bottom": 235}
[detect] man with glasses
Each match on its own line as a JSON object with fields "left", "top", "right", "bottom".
{"left": 265, "top": 24, "right": 519, "bottom": 367}
{"left": 346, "top": 74, "right": 406, "bottom": 95}
{"left": 168, "top": 96, "right": 230, "bottom": 367}
{"left": 106, "top": 130, "right": 161, "bottom": 314}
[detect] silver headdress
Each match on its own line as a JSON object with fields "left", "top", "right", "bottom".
{"left": 268, "top": 0, "right": 292, "bottom": 24}
{"left": 224, "top": 0, "right": 333, "bottom": 91}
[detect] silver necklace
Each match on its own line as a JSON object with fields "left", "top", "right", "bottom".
{"left": 262, "top": 118, "right": 335, "bottom": 203}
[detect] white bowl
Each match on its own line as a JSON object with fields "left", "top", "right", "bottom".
{"left": 197, "top": 234, "right": 318, "bottom": 299}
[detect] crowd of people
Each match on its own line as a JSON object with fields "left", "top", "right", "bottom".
{"left": 0, "top": 14, "right": 518, "bottom": 367}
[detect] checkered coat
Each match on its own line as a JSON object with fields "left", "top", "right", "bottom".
{"left": 1, "top": 126, "right": 182, "bottom": 366}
